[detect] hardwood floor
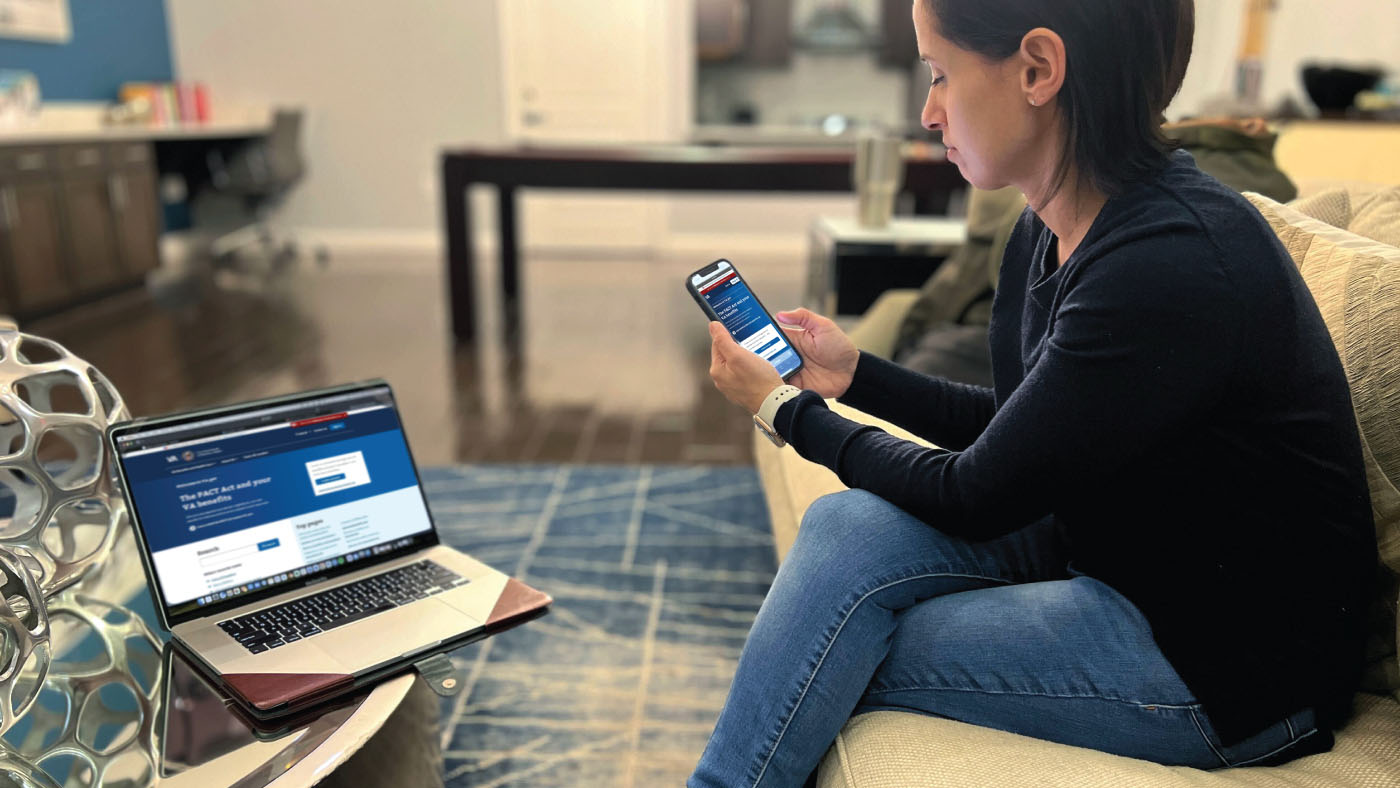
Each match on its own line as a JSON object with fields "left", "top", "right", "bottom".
{"left": 20, "top": 251, "right": 808, "bottom": 467}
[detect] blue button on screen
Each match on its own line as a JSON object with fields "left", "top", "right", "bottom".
{"left": 257, "top": 538, "right": 280, "bottom": 551}
{"left": 756, "top": 336, "right": 784, "bottom": 357}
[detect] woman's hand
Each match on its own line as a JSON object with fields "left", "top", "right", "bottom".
{"left": 709, "top": 322, "right": 785, "bottom": 414}
{"left": 774, "top": 308, "right": 859, "bottom": 398}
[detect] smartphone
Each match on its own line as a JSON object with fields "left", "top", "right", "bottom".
{"left": 687, "top": 259, "right": 804, "bottom": 380}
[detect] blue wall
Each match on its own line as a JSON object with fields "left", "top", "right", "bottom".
{"left": 0, "top": 0, "right": 173, "bottom": 101}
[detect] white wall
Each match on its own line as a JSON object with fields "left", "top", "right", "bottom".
{"left": 1169, "top": 0, "right": 1400, "bottom": 120}
{"left": 166, "top": 0, "right": 504, "bottom": 246}
{"left": 1261, "top": 0, "right": 1400, "bottom": 109}
{"left": 166, "top": 1, "right": 1400, "bottom": 257}
{"left": 166, "top": 0, "right": 836, "bottom": 258}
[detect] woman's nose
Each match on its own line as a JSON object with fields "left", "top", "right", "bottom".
{"left": 921, "top": 89, "right": 945, "bottom": 132}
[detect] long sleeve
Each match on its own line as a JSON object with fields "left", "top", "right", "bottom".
{"left": 775, "top": 233, "right": 1244, "bottom": 542}
{"left": 835, "top": 352, "right": 996, "bottom": 451}
{"left": 781, "top": 150, "right": 1378, "bottom": 748}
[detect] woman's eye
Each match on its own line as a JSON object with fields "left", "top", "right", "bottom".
{"left": 931, "top": 76, "right": 946, "bottom": 87}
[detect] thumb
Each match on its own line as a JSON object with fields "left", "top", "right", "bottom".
{"left": 709, "top": 322, "right": 732, "bottom": 358}
{"left": 775, "top": 308, "right": 818, "bottom": 330}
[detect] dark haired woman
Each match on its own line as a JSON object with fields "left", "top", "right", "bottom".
{"left": 692, "top": 0, "right": 1375, "bottom": 785}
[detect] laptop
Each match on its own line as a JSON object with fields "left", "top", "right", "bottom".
{"left": 108, "top": 380, "right": 551, "bottom": 718}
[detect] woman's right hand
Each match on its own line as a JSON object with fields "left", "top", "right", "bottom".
{"left": 774, "top": 308, "right": 859, "bottom": 399}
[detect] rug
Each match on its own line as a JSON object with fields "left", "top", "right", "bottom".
{"left": 423, "top": 464, "right": 777, "bottom": 787}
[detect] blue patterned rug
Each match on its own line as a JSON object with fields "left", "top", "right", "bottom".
{"left": 421, "top": 464, "right": 776, "bottom": 787}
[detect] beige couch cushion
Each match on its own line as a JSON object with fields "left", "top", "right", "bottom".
{"left": 1289, "top": 186, "right": 1400, "bottom": 248}
{"left": 1245, "top": 192, "right": 1400, "bottom": 572}
{"left": 1245, "top": 192, "right": 1400, "bottom": 700}
{"left": 818, "top": 695, "right": 1400, "bottom": 788}
{"left": 1243, "top": 194, "right": 1400, "bottom": 570}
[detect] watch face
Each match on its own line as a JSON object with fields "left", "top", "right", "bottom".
{"left": 752, "top": 415, "right": 785, "bottom": 448}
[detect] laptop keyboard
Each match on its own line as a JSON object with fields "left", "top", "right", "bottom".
{"left": 218, "top": 559, "right": 468, "bottom": 654}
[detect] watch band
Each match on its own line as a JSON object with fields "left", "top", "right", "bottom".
{"left": 757, "top": 385, "right": 802, "bottom": 433}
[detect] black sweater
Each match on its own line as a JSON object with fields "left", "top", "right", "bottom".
{"left": 775, "top": 151, "right": 1376, "bottom": 746}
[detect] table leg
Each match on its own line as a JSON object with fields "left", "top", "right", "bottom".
{"left": 443, "top": 159, "right": 476, "bottom": 343}
{"left": 498, "top": 185, "right": 520, "bottom": 337}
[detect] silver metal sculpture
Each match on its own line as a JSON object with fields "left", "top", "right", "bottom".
{"left": 0, "top": 590, "right": 161, "bottom": 788}
{"left": 0, "top": 548, "right": 50, "bottom": 736}
{"left": 0, "top": 752, "right": 61, "bottom": 788}
{"left": 0, "top": 327, "right": 129, "bottom": 598}
{"left": 0, "top": 325, "right": 163, "bottom": 787}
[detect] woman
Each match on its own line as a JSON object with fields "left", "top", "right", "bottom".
{"left": 691, "top": 1, "right": 1376, "bottom": 786}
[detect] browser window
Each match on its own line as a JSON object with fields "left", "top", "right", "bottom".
{"left": 114, "top": 386, "right": 434, "bottom": 619}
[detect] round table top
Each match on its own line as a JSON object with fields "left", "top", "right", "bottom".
{"left": 161, "top": 675, "right": 415, "bottom": 788}
{"left": 0, "top": 528, "right": 414, "bottom": 788}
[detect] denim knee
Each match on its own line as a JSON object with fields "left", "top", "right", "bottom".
{"left": 798, "top": 489, "right": 886, "bottom": 547}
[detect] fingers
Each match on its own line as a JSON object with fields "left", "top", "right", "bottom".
{"left": 709, "top": 322, "right": 738, "bottom": 383}
{"left": 779, "top": 324, "right": 811, "bottom": 345}
{"left": 708, "top": 323, "right": 743, "bottom": 403}
{"left": 774, "top": 308, "right": 812, "bottom": 328}
{"left": 775, "top": 307, "right": 828, "bottom": 332}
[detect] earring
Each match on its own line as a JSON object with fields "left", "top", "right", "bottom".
{"left": 1029, "top": 97, "right": 1039, "bottom": 106}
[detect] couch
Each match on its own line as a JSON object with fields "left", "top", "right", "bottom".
{"left": 752, "top": 185, "right": 1400, "bottom": 786}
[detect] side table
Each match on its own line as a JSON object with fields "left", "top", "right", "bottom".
{"left": 0, "top": 526, "right": 427, "bottom": 788}
{"left": 806, "top": 216, "right": 967, "bottom": 316}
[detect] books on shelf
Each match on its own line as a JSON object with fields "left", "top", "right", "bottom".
{"left": 118, "top": 82, "right": 211, "bottom": 126}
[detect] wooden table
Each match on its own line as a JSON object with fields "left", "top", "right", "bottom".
{"left": 439, "top": 144, "right": 965, "bottom": 342}
{"left": 0, "top": 526, "right": 422, "bottom": 788}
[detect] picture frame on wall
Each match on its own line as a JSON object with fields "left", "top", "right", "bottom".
{"left": 0, "top": 0, "right": 71, "bottom": 44}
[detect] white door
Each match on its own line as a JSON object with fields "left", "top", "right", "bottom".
{"left": 499, "top": 0, "right": 691, "bottom": 251}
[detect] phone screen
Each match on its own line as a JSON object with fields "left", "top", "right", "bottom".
{"left": 692, "top": 260, "right": 802, "bottom": 379}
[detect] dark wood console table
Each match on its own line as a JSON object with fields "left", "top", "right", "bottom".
{"left": 440, "top": 144, "right": 964, "bottom": 342}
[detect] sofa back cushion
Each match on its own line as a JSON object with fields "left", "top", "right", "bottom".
{"left": 1290, "top": 186, "right": 1400, "bottom": 249}
{"left": 1246, "top": 191, "right": 1400, "bottom": 697}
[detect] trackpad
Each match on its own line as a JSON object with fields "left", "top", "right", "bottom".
{"left": 313, "top": 599, "right": 480, "bottom": 668}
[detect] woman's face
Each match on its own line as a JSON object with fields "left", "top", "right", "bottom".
{"left": 912, "top": 2, "right": 1047, "bottom": 192}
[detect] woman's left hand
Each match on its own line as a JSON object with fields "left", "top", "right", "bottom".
{"left": 708, "top": 322, "right": 785, "bottom": 415}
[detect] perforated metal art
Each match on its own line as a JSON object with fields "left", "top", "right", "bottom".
{"left": 0, "top": 590, "right": 161, "bottom": 788}
{"left": 0, "top": 548, "right": 50, "bottom": 737}
{"left": 0, "top": 327, "right": 130, "bottom": 598}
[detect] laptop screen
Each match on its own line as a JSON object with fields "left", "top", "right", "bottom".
{"left": 112, "top": 383, "right": 437, "bottom": 621}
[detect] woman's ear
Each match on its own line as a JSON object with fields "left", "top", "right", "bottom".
{"left": 1018, "top": 27, "right": 1067, "bottom": 107}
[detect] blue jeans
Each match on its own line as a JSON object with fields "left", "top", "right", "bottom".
{"left": 689, "top": 490, "right": 1320, "bottom": 788}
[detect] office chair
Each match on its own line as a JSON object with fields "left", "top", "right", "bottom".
{"left": 199, "top": 108, "right": 321, "bottom": 272}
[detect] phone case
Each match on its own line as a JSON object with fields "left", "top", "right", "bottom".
{"left": 686, "top": 259, "right": 804, "bottom": 381}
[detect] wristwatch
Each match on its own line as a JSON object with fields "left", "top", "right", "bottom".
{"left": 754, "top": 385, "right": 802, "bottom": 447}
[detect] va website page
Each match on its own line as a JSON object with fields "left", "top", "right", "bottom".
{"left": 119, "top": 404, "right": 432, "bottom": 611}
{"left": 699, "top": 265, "right": 801, "bottom": 378}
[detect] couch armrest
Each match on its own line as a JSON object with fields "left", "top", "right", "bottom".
{"left": 846, "top": 289, "right": 920, "bottom": 358}
{"left": 756, "top": 399, "right": 938, "bottom": 563}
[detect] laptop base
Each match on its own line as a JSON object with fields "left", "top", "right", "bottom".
{"left": 173, "top": 603, "right": 548, "bottom": 722}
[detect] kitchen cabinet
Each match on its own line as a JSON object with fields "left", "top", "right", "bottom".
{"left": 109, "top": 143, "right": 162, "bottom": 281}
{"left": 0, "top": 141, "right": 161, "bottom": 318}
{"left": 0, "top": 146, "right": 71, "bottom": 313}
